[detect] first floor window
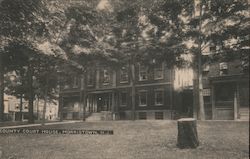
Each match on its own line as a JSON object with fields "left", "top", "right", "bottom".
{"left": 155, "top": 112, "right": 164, "bottom": 120}
{"left": 120, "top": 92, "right": 127, "bottom": 106}
{"left": 138, "top": 112, "right": 147, "bottom": 120}
{"left": 139, "top": 91, "right": 147, "bottom": 106}
{"left": 155, "top": 90, "right": 164, "bottom": 105}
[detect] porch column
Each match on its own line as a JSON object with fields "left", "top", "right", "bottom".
{"left": 111, "top": 92, "right": 115, "bottom": 112}
{"left": 236, "top": 82, "right": 240, "bottom": 119}
{"left": 211, "top": 84, "right": 215, "bottom": 120}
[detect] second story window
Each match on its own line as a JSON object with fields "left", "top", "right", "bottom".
{"left": 87, "top": 70, "right": 95, "bottom": 86}
{"left": 120, "top": 66, "right": 129, "bottom": 83}
{"left": 139, "top": 64, "right": 148, "bottom": 81}
{"left": 103, "top": 68, "right": 110, "bottom": 84}
{"left": 154, "top": 63, "right": 164, "bottom": 80}
{"left": 202, "top": 64, "right": 210, "bottom": 76}
{"left": 72, "top": 76, "right": 79, "bottom": 88}
{"left": 219, "top": 62, "right": 228, "bottom": 75}
{"left": 209, "top": 46, "right": 216, "bottom": 53}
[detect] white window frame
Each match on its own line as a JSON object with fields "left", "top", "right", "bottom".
{"left": 154, "top": 63, "right": 164, "bottom": 80}
{"left": 219, "top": 62, "right": 228, "bottom": 75}
{"left": 139, "top": 90, "right": 147, "bottom": 107}
{"left": 139, "top": 64, "right": 148, "bottom": 81}
{"left": 120, "top": 66, "right": 129, "bottom": 83}
{"left": 87, "top": 70, "right": 95, "bottom": 86}
{"left": 154, "top": 89, "right": 164, "bottom": 106}
{"left": 72, "top": 76, "right": 79, "bottom": 88}
{"left": 103, "top": 68, "right": 110, "bottom": 85}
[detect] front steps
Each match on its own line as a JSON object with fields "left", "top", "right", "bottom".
{"left": 86, "top": 111, "right": 113, "bottom": 121}
{"left": 86, "top": 113, "right": 102, "bottom": 121}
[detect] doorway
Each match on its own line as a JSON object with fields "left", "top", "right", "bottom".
{"left": 97, "top": 93, "right": 112, "bottom": 112}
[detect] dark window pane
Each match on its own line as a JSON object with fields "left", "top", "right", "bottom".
{"left": 155, "top": 112, "right": 164, "bottom": 120}
{"left": 155, "top": 90, "right": 163, "bottom": 105}
{"left": 139, "top": 91, "right": 147, "bottom": 106}
{"left": 138, "top": 112, "right": 147, "bottom": 120}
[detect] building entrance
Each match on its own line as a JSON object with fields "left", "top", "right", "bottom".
{"left": 97, "top": 93, "right": 112, "bottom": 112}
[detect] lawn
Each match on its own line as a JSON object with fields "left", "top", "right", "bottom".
{"left": 0, "top": 120, "right": 249, "bottom": 159}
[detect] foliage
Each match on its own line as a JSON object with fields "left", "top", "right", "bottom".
{"left": 188, "top": 0, "right": 249, "bottom": 69}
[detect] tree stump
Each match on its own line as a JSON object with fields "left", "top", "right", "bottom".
{"left": 177, "top": 118, "right": 199, "bottom": 149}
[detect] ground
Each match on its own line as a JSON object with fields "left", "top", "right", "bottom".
{"left": 0, "top": 121, "right": 249, "bottom": 159}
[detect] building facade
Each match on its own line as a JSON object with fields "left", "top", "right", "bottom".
{"left": 3, "top": 95, "right": 59, "bottom": 121}
{"left": 201, "top": 60, "right": 249, "bottom": 120}
{"left": 59, "top": 62, "right": 177, "bottom": 120}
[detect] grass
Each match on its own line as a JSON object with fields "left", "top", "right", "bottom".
{"left": 0, "top": 120, "right": 62, "bottom": 127}
{"left": 0, "top": 120, "right": 249, "bottom": 159}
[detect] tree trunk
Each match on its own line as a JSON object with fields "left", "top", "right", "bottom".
{"left": 130, "top": 63, "right": 136, "bottom": 120}
{"left": 0, "top": 52, "right": 4, "bottom": 121}
{"left": 177, "top": 118, "right": 199, "bottom": 149}
{"left": 197, "top": 0, "right": 205, "bottom": 120}
{"left": 28, "top": 63, "right": 34, "bottom": 123}
{"left": 42, "top": 75, "right": 48, "bottom": 125}
{"left": 81, "top": 74, "right": 86, "bottom": 121}
{"left": 19, "top": 94, "right": 23, "bottom": 121}
{"left": 36, "top": 97, "right": 40, "bottom": 121}
{"left": 83, "top": 90, "right": 87, "bottom": 121}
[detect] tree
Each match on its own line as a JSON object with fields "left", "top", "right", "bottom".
{"left": 109, "top": 0, "right": 194, "bottom": 120}
{"left": 187, "top": 0, "right": 250, "bottom": 120}
{"left": 0, "top": 0, "right": 66, "bottom": 122}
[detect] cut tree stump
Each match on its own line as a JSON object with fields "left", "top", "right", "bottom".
{"left": 177, "top": 118, "right": 199, "bottom": 149}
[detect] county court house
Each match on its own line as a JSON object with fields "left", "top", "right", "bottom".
{"left": 59, "top": 61, "right": 184, "bottom": 120}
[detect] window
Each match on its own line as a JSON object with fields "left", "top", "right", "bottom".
{"left": 155, "top": 112, "right": 164, "bottom": 120}
{"left": 219, "top": 62, "right": 228, "bottom": 75}
{"left": 204, "top": 96, "right": 211, "bottom": 104}
{"left": 138, "top": 112, "right": 147, "bottom": 120}
{"left": 72, "top": 76, "right": 79, "bottom": 88}
{"left": 154, "top": 63, "right": 164, "bottom": 79}
{"left": 139, "top": 64, "right": 148, "bottom": 81}
{"left": 24, "top": 103, "right": 28, "bottom": 109}
{"left": 15, "top": 103, "right": 19, "bottom": 110}
{"left": 120, "top": 67, "right": 129, "bottom": 83}
{"left": 215, "top": 83, "right": 235, "bottom": 102}
{"left": 241, "top": 61, "right": 249, "bottom": 73}
{"left": 203, "top": 89, "right": 211, "bottom": 96}
{"left": 63, "top": 113, "right": 67, "bottom": 119}
{"left": 120, "top": 92, "right": 127, "bottom": 106}
{"left": 139, "top": 91, "right": 147, "bottom": 106}
{"left": 155, "top": 90, "right": 164, "bottom": 106}
{"left": 103, "top": 69, "right": 110, "bottom": 84}
{"left": 209, "top": 46, "right": 216, "bottom": 52}
{"left": 202, "top": 64, "right": 210, "bottom": 75}
{"left": 87, "top": 70, "right": 95, "bottom": 86}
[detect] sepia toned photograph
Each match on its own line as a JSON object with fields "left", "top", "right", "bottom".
{"left": 0, "top": 0, "right": 249, "bottom": 158}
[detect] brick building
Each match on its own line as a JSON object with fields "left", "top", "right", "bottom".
{"left": 59, "top": 62, "right": 180, "bottom": 120}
